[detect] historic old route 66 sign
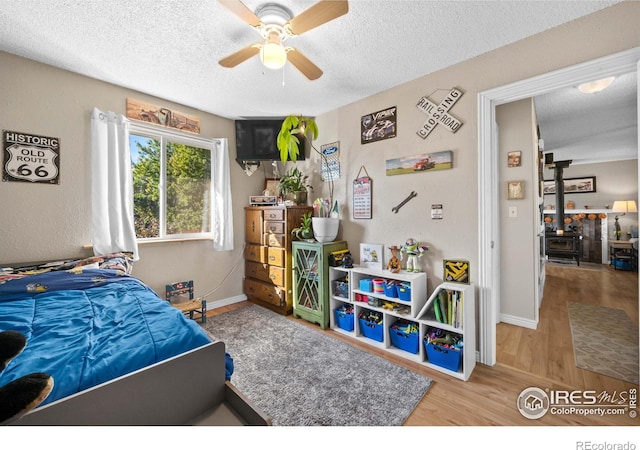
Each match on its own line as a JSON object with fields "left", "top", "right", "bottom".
{"left": 3, "top": 130, "right": 60, "bottom": 184}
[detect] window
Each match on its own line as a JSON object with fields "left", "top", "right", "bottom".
{"left": 130, "top": 123, "right": 213, "bottom": 240}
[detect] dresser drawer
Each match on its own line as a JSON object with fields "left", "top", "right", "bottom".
{"left": 244, "top": 278, "right": 285, "bottom": 307}
{"left": 264, "top": 221, "right": 284, "bottom": 234}
{"left": 267, "top": 247, "right": 285, "bottom": 267}
{"left": 245, "top": 261, "right": 284, "bottom": 287}
{"left": 266, "top": 233, "right": 285, "bottom": 248}
{"left": 244, "top": 244, "right": 267, "bottom": 264}
{"left": 264, "top": 209, "right": 284, "bottom": 221}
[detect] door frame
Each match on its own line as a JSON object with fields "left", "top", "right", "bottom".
{"left": 477, "top": 47, "right": 640, "bottom": 366}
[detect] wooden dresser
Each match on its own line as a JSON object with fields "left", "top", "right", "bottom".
{"left": 244, "top": 205, "right": 312, "bottom": 315}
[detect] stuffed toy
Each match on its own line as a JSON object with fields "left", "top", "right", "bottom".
{"left": 0, "top": 330, "right": 54, "bottom": 424}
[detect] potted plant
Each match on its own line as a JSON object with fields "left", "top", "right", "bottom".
{"left": 277, "top": 116, "right": 334, "bottom": 217}
{"left": 277, "top": 166, "right": 312, "bottom": 205}
{"left": 277, "top": 116, "right": 339, "bottom": 242}
{"left": 291, "top": 211, "right": 314, "bottom": 241}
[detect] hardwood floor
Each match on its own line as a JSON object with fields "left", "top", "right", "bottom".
{"left": 208, "top": 263, "right": 638, "bottom": 427}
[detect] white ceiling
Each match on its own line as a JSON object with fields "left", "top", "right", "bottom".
{"left": 0, "top": 0, "right": 635, "bottom": 163}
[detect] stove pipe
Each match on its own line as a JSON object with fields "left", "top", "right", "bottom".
{"left": 553, "top": 160, "right": 572, "bottom": 232}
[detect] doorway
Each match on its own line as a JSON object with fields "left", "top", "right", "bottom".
{"left": 477, "top": 47, "right": 640, "bottom": 366}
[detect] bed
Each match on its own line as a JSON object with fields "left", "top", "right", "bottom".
{"left": 0, "top": 254, "right": 269, "bottom": 425}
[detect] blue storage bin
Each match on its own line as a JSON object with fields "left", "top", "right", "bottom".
{"left": 425, "top": 341, "right": 462, "bottom": 372}
{"left": 397, "top": 283, "right": 411, "bottom": 300}
{"left": 334, "top": 308, "right": 354, "bottom": 332}
{"left": 389, "top": 320, "right": 419, "bottom": 354}
{"left": 359, "top": 278, "right": 373, "bottom": 292}
{"left": 384, "top": 283, "right": 398, "bottom": 298}
{"left": 359, "top": 316, "right": 383, "bottom": 342}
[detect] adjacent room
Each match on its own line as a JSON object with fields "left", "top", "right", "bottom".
{"left": 0, "top": 0, "right": 638, "bottom": 442}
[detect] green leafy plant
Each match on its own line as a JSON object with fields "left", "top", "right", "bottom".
{"left": 277, "top": 166, "right": 312, "bottom": 197}
{"left": 291, "top": 211, "right": 314, "bottom": 241}
{"left": 277, "top": 115, "right": 334, "bottom": 217}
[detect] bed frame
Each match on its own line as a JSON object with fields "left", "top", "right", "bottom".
{"left": 10, "top": 341, "right": 271, "bottom": 426}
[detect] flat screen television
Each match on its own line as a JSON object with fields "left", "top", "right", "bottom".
{"left": 235, "top": 119, "right": 306, "bottom": 162}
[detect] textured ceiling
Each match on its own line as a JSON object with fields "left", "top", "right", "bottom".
{"left": 0, "top": 0, "right": 635, "bottom": 163}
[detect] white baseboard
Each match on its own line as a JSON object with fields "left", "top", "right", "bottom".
{"left": 204, "top": 294, "right": 248, "bottom": 310}
{"left": 499, "top": 313, "right": 538, "bottom": 330}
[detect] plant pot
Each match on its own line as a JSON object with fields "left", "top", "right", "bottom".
{"left": 291, "top": 190, "right": 308, "bottom": 205}
{"left": 312, "top": 217, "right": 339, "bottom": 243}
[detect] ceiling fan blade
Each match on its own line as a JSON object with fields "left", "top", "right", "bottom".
{"left": 218, "top": 0, "right": 262, "bottom": 27}
{"left": 219, "top": 44, "right": 260, "bottom": 68}
{"left": 287, "top": 48, "right": 323, "bottom": 80}
{"left": 287, "top": 0, "right": 349, "bottom": 35}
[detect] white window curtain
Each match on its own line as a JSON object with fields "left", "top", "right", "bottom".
{"left": 90, "top": 107, "right": 139, "bottom": 260}
{"left": 212, "top": 138, "right": 234, "bottom": 251}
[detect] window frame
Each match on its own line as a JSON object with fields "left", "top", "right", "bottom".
{"left": 129, "top": 121, "right": 215, "bottom": 242}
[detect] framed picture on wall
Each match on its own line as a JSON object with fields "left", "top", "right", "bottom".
{"left": 543, "top": 176, "right": 596, "bottom": 195}
{"left": 507, "top": 180, "right": 525, "bottom": 200}
{"left": 507, "top": 151, "right": 521, "bottom": 167}
{"left": 360, "top": 243, "right": 383, "bottom": 269}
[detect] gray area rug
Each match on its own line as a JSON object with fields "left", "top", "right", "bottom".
{"left": 202, "top": 304, "right": 433, "bottom": 426}
{"left": 567, "top": 302, "right": 639, "bottom": 385}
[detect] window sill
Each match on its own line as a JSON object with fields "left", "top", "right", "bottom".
{"left": 83, "top": 236, "right": 213, "bottom": 250}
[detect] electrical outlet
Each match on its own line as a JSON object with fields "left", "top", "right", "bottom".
{"left": 509, "top": 206, "right": 517, "bottom": 218}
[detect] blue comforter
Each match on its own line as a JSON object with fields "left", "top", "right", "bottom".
{"left": 0, "top": 269, "right": 212, "bottom": 405}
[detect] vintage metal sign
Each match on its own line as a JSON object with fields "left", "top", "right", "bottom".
{"left": 416, "top": 87, "right": 464, "bottom": 139}
{"left": 361, "top": 106, "right": 397, "bottom": 144}
{"left": 3, "top": 130, "right": 60, "bottom": 184}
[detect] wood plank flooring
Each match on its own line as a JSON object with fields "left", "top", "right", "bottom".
{"left": 207, "top": 263, "right": 638, "bottom": 427}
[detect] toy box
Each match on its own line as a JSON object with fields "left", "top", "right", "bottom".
{"left": 384, "top": 282, "right": 398, "bottom": 298}
{"left": 334, "top": 307, "right": 354, "bottom": 332}
{"left": 425, "top": 341, "right": 462, "bottom": 372}
{"left": 359, "top": 278, "right": 373, "bottom": 292}
{"left": 332, "top": 278, "right": 349, "bottom": 298}
{"left": 359, "top": 310, "right": 383, "bottom": 342}
{"left": 389, "top": 320, "right": 419, "bottom": 354}
{"left": 397, "top": 282, "right": 411, "bottom": 300}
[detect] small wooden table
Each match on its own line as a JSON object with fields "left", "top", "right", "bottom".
{"left": 609, "top": 241, "right": 637, "bottom": 271}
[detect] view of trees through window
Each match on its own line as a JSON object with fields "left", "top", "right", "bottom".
{"left": 130, "top": 134, "right": 212, "bottom": 239}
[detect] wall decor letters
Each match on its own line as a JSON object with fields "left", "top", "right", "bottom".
{"left": 361, "top": 106, "right": 396, "bottom": 144}
{"left": 416, "top": 87, "right": 464, "bottom": 139}
{"left": 3, "top": 130, "right": 60, "bottom": 184}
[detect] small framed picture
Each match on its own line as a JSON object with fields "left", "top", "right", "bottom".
{"left": 507, "top": 180, "right": 525, "bottom": 200}
{"left": 443, "top": 259, "right": 470, "bottom": 284}
{"left": 507, "top": 151, "right": 521, "bottom": 167}
{"left": 360, "top": 243, "right": 383, "bottom": 270}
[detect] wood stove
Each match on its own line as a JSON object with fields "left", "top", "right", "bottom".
{"left": 544, "top": 158, "right": 583, "bottom": 265}
{"left": 545, "top": 232, "right": 583, "bottom": 266}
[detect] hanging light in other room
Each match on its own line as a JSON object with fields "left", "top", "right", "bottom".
{"left": 577, "top": 76, "right": 615, "bottom": 94}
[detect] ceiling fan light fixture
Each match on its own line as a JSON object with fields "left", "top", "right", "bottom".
{"left": 577, "top": 76, "right": 615, "bottom": 94}
{"left": 260, "top": 41, "right": 287, "bottom": 70}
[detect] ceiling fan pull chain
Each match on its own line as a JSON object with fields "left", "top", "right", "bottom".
{"left": 282, "top": 66, "right": 286, "bottom": 87}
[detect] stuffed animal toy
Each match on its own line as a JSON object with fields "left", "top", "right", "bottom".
{"left": 0, "top": 330, "right": 54, "bottom": 424}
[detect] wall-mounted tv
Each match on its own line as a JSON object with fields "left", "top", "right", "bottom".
{"left": 235, "top": 119, "right": 306, "bottom": 162}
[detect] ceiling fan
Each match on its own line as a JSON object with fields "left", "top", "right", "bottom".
{"left": 218, "top": 0, "right": 349, "bottom": 80}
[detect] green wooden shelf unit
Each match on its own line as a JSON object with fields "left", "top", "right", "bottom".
{"left": 292, "top": 240, "right": 348, "bottom": 329}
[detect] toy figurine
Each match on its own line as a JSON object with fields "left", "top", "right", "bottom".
{"left": 342, "top": 252, "right": 354, "bottom": 268}
{"left": 401, "top": 238, "right": 428, "bottom": 272}
{"left": 387, "top": 245, "right": 402, "bottom": 273}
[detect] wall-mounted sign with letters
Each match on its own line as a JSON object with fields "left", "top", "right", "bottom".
{"left": 2, "top": 130, "right": 60, "bottom": 184}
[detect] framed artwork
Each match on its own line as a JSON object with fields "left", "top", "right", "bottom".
{"left": 507, "top": 151, "right": 521, "bottom": 167}
{"left": 507, "top": 180, "right": 525, "bottom": 200}
{"left": 385, "top": 150, "right": 453, "bottom": 176}
{"left": 360, "top": 243, "right": 383, "bottom": 269}
{"left": 126, "top": 98, "right": 200, "bottom": 134}
{"left": 361, "top": 106, "right": 397, "bottom": 144}
{"left": 263, "top": 178, "right": 280, "bottom": 197}
{"left": 443, "top": 259, "right": 470, "bottom": 284}
{"left": 543, "top": 176, "right": 596, "bottom": 195}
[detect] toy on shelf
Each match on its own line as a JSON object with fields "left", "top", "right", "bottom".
{"left": 387, "top": 245, "right": 402, "bottom": 273}
{"left": 401, "top": 238, "right": 428, "bottom": 272}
